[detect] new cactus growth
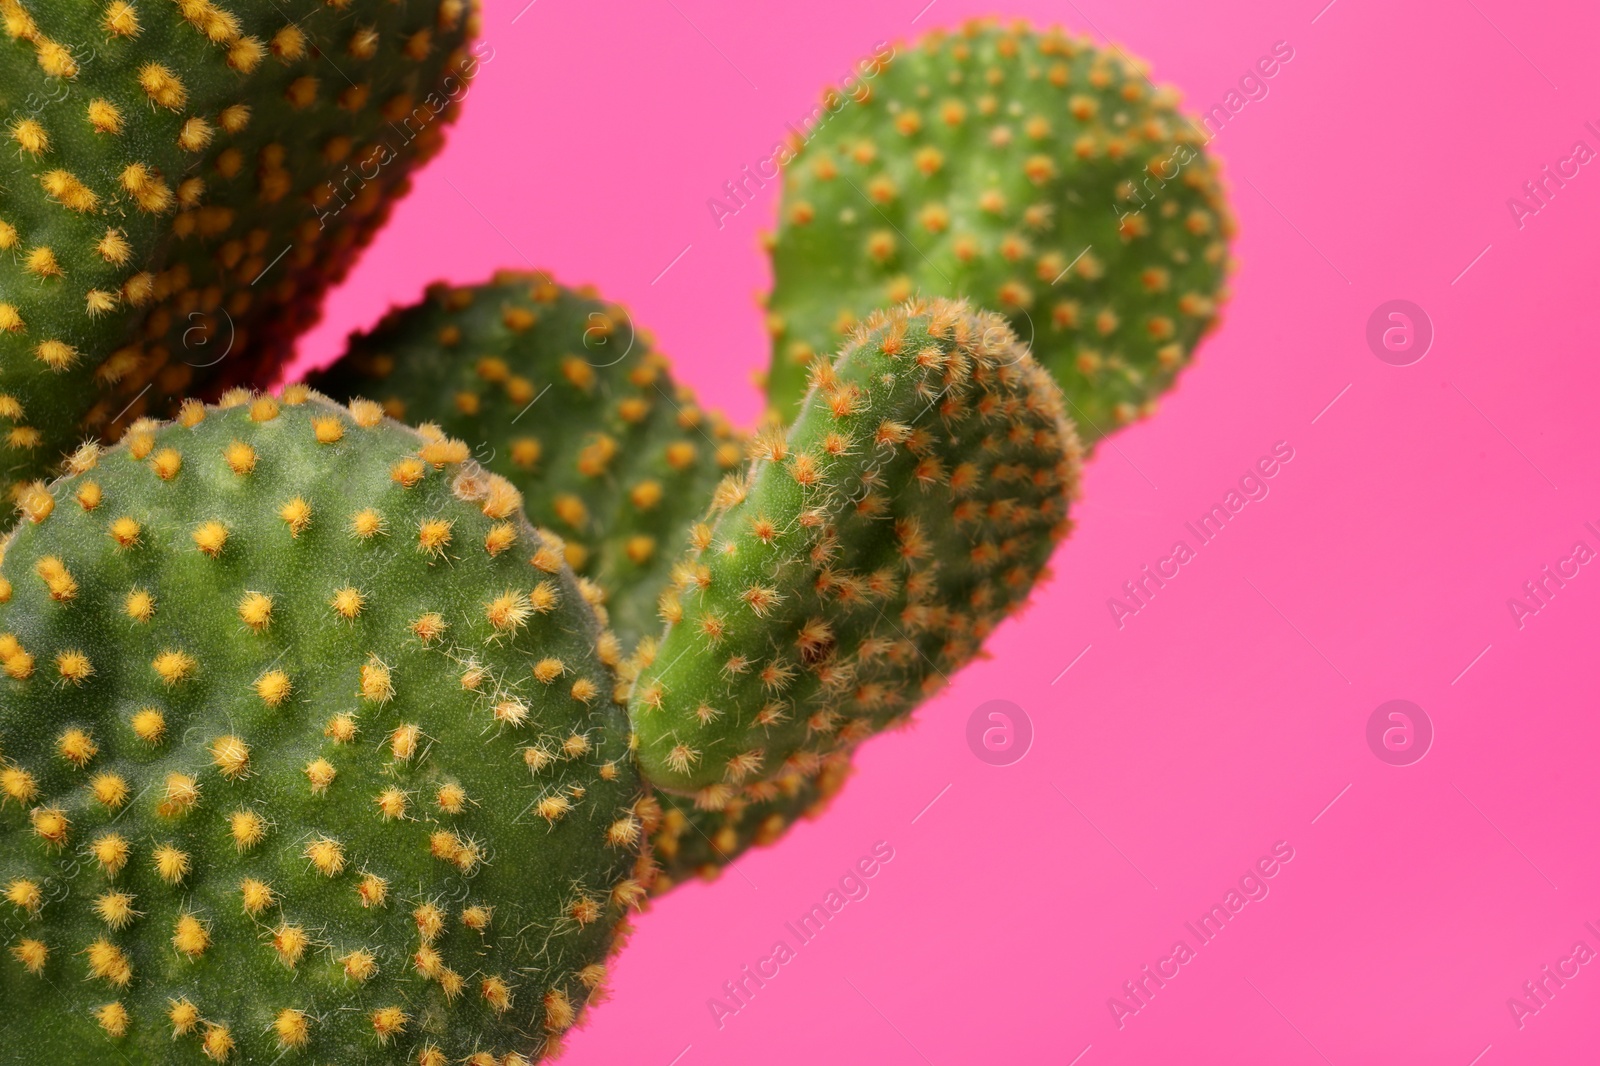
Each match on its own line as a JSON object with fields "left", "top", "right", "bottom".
{"left": 763, "top": 19, "right": 1233, "bottom": 441}
{"left": 0, "top": 389, "right": 647, "bottom": 1063}
{"left": 632, "top": 297, "right": 1081, "bottom": 800}
{"left": 310, "top": 272, "right": 744, "bottom": 649}
{"left": 0, "top": 0, "right": 480, "bottom": 497}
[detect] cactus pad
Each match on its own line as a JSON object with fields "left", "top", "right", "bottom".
{"left": 764, "top": 19, "right": 1233, "bottom": 442}
{"left": 0, "top": 389, "right": 645, "bottom": 1063}
{"left": 309, "top": 272, "right": 744, "bottom": 650}
{"left": 0, "top": 0, "right": 479, "bottom": 497}
{"left": 633, "top": 297, "right": 1081, "bottom": 799}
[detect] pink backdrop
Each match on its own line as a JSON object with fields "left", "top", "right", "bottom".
{"left": 290, "top": 1, "right": 1600, "bottom": 1061}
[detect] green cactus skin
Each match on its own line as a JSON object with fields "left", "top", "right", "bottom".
{"left": 762, "top": 18, "right": 1234, "bottom": 443}
{"left": 0, "top": 389, "right": 647, "bottom": 1064}
{"left": 0, "top": 0, "right": 480, "bottom": 500}
{"left": 309, "top": 271, "right": 745, "bottom": 652}
{"left": 648, "top": 751, "right": 851, "bottom": 894}
{"left": 632, "top": 297, "right": 1081, "bottom": 800}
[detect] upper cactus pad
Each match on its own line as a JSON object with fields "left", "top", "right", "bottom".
{"left": 0, "top": 0, "right": 479, "bottom": 497}
{"left": 0, "top": 389, "right": 645, "bottom": 1064}
{"left": 309, "top": 272, "right": 744, "bottom": 649}
{"left": 633, "top": 298, "right": 1081, "bottom": 798}
{"left": 764, "top": 19, "right": 1233, "bottom": 441}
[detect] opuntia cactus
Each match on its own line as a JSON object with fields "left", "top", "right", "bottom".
{"left": 0, "top": 389, "right": 647, "bottom": 1063}
{"left": 633, "top": 297, "right": 1081, "bottom": 801}
{"left": 0, "top": 0, "right": 480, "bottom": 498}
{"left": 309, "top": 272, "right": 744, "bottom": 648}
{"left": 762, "top": 18, "right": 1233, "bottom": 440}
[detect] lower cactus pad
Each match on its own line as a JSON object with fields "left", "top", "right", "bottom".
{"left": 0, "top": 389, "right": 645, "bottom": 1064}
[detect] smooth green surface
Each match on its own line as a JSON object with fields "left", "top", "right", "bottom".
{"left": 765, "top": 19, "right": 1232, "bottom": 442}
{"left": 635, "top": 298, "right": 1080, "bottom": 796}
{"left": 309, "top": 273, "right": 743, "bottom": 650}
{"left": 0, "top": 392, "right": 642, "bottom": 1064}
{"left": 0, "top": 0, "right": 477, "bottom": 495}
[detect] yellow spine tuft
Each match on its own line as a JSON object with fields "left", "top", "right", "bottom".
{"left": 223, "top": 439, "right": 256, "bottom": 474}
{"left": 138, "top": 63, "right": 186, "bottom": 109}
{"left": 275, "top": 1009, "right": 310, "bottom": 1049}
{"left": 239, "top": 878, "right": 275, "bottom": 915}
{"left": 271, "top": 922, "right": 308, "bottom": 967}
{"left": 57, "top": 727, "right": 97, "bottom": 766}
{"left": 153, "top": 649, "right": 198, "bottom": 684}
{"left": 129, "top": 707, "right": 165, "bottom": 742}
{"left": 229, "top": 809, "right": 266, "bottom": 851}
{"left": 92, "top": 832, "right": 130, "bottom": 874}
{"left": 104, "top": 3, "right": 140, "bottom": 37}
{"left": 202, "top": 1023, "right": 233, "bottom": 1061}
{"left": 11, "top": 938, "right": 47, "bottom": 974}
{"left": 172, "top": 913, "right": 210, "bottom": 956}
{"left": 192, "top": 520, "right": 227, "bottom": 556}
{"left": 91, "top": 773, "right": 129, "bottom": 809}
{"left": 168, "top": 998, "right": 200, "bottom": 1035}
{"left": 11, "top": 119, "right": 48, "bottom": 155}
{"left": 35, "top": 340, "right": 76, "bottom": 369}
{"left": 278, "top": 496, "right": 311, "bottom": 536}
{"left": 124, "top": 588, "right": 155, "bottom": 623}
{"left": 305, "top": 758, "right": 337, "bottom": 794}
{"left": 95, "top": 1001, "right": 130, "bottom": 1037}
{"left": 370, "top": 1005, "right": 408, "bottom": 1043}
{"left": 210, "top": 735, "right": 250, "bottom": 779}
{"left": 255, "top": 668, "right": 291, "bottom": 706}
{"left": 87, "top": 99, "right": 123, "bottom": 133}
{"left": 236, "top": 590, "right": 272, "bottom": 631}
{"left": 305, "top": 837, "right": 346, "bottom": 876}
{"left": 177, "top": 115, "right": 213, "bottom": 152}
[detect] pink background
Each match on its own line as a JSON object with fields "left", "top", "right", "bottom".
{"left": 291, "top": 1, "right": 1600, "bottom": 1061}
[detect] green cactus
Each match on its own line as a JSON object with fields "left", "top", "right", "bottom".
{"left": 0, "top": 388, "right": 647, "bottom": 1064}
{"left": 308, "top": 272, "right": 744, "bottom": 650}
{"left": 0, "top": 0, "right": 480, "bottom": 499}
{"left": 762, "top": 18, "right": 1234, "bottom": 442}
{"left": 633, "top": 297, "right": 1081, "bottom": 801}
